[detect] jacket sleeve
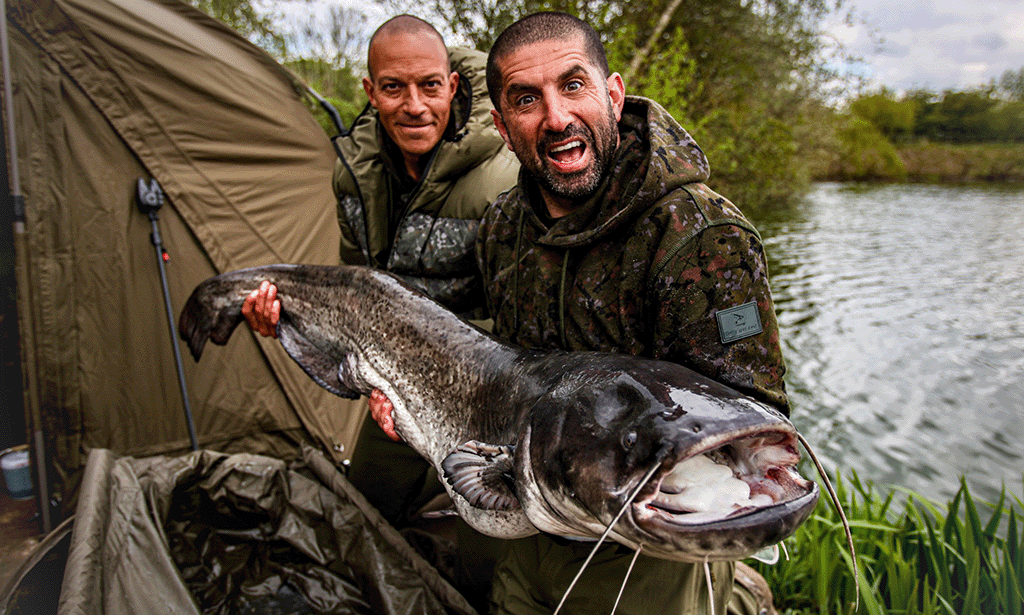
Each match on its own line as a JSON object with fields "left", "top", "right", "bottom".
{"left": 650, "top": 223, "right": 790, "bottom": 414}
{"left": 336, "top": 194, "right": 370, "bottom": 266}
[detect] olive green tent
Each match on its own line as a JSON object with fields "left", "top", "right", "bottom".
{"left": 2, "top": 0, "right": 369, "bottom": 525}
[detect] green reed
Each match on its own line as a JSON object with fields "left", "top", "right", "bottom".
{"left": 751, "top": 473, "right": 1024, "bottom": 615}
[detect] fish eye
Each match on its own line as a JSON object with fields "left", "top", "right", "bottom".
{"left": 622, "top": 430, "right": 638, "bottom": 449}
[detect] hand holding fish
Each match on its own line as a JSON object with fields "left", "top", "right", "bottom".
{"left": 370, "top": 389, "right": 400, "bottom": 441}
{"left": 241, "top": 280, "right": 280, "bottom": 338}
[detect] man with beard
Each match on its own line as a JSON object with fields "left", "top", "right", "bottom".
{"left": 470, "top": 11, "right": 788, "bottom": 615}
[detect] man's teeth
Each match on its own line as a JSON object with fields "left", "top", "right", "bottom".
{"left": 551, "top": 140, "right": 583, "bottom": 153}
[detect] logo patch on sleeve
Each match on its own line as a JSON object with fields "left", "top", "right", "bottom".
{"left": 716, "top": 301, "right": 763, "bottom": 343}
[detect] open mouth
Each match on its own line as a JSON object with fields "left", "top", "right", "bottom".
{"left": 546, "top": 139, "right": 587, "bottom": 171}
{"left": 640, "top": 432, "right": 816, "bottom": 526}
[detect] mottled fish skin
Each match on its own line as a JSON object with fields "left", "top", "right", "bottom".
{"left": 179, "top": 264, "right": 819, "bottom": 560}
{"left": 180, "top": 264, "right": 542, "bottom": 537}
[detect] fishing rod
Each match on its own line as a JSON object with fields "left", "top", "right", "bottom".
{"left": 136, "top": 178, "right": 198, "bottom": 451}
{"left": 1, "top": 0, "right": 52, "bottom": 534}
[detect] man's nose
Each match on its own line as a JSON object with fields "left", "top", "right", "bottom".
{"left": 542, "top": 96, "right": 574, "bottom": 133}
{"left": 404, "top": 87, "right": 428, "bottom": 115}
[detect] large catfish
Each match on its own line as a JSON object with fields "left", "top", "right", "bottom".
{"left": 179, "top": 264, "right": 819, "bottom": 563}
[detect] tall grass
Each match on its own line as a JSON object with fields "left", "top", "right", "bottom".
{"left": 752, "top": 473, "right": 1024, "bottom": 614}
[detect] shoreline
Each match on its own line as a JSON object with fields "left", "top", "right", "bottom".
{"left": 817, "top": 142, "right": 1024, "bottom": 184}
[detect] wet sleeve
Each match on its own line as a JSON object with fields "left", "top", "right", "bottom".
{"left": 650, "top": 224, "right": 790, "bottom": 414}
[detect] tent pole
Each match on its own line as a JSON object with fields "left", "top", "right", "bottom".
{"left": 137, "top": 179, "right": 199, "bottom": 451}
{"left": 1, "top": 0, "right": 53, "bottom": 534}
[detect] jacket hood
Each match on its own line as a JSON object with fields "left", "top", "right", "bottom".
{"left": 523, "top": 96, "right": 709, "bottom": 248}
{"left": 334, "top": 46, "right": 507, "bottom": 195}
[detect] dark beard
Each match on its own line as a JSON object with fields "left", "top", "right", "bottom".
{"left": 513, "top": 103, "right": 619, "bottom": 204}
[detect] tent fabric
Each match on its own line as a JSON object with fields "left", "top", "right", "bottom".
{"left": 3, "top": 0, "right": 370, "bottom": 515}
{"left": 58, "top": 447, "right": 479, "bottom": 615}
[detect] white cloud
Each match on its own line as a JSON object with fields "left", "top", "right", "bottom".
{"left": 837, "top": 0, "right": 1024, "bottom": 92}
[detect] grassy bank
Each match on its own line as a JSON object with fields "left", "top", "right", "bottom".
{"left": 751, "top": 473, "right": 1024, "bottom": 614}
{"left": 896, "top": 143, "right": 1024, "bottom": 183}
{"left": 818, "top": 139, "right": 1024, "bottom": 184}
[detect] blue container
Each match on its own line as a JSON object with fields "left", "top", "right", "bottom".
{"left": 1, "top": 446, "right": 33, "bottom": 500}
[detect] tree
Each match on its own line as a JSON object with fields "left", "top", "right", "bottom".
{"left": 849, "top": 90, "right": 917, "bottom": 142}
{"left": 1000, "top": 67, "right": 1024, "bottom": 102}
{"left": 916, "top": 89, "right": 1000, "bottom": 143}
{"left": 827, "top": 115, "right": 906, "bottom": 180}
{"left": 277, "top": 4, "right": 371, "bottom": 130}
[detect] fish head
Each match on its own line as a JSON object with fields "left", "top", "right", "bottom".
{"left": 518, "top": 354, "right": 819, "bottom": 562}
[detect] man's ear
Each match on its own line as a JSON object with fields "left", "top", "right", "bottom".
{"left": 491, "top": 109, "right": 514, "bottom": 151}
{"left": 362, "top": 77, "right": 377, "bottom": 108}
{"left": 607, "top": 72, "right": 625, "bottom": 121}
{"left": 448, "top": 71, "right": 460, "bottom": 100}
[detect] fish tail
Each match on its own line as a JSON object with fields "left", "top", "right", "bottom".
{"left": 178, "top": 278, "right": 248, "bottom": 361}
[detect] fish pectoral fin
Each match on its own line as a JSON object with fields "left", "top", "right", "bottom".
{"left": 441, "top": 441, "right": 521, "bottom": 512}
{"left": 277, "top": 325, "right": 360, "bottom": 399}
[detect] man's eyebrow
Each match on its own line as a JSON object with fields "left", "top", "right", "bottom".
{"left": 504, "top": 63, "right": 590, "bottom": 100}
{"left": 557, "top": 64, "right": 588, "bottom": 83}
{"left": 504, "top": 81, "right": 536, "bottom": 100}
{"left": 378, "top": 72, "right": 445, "bottom": 84}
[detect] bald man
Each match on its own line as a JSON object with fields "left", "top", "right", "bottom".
{"left": 243, "top": 16, "right": 518, "bottom": 532}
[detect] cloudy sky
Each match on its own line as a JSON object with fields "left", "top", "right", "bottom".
{"left": 280, "top": 0, "right": 1022, "bottom": 94}
{"left": 827, "top": 0, "right": 1024, "bottom": 92}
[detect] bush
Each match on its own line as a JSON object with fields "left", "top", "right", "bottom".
{"left": 819, "top": 116, "right": 907, "bottom": 182}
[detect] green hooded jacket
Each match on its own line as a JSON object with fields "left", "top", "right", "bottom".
{"left": 476, "top": 96, "right": 789, "bottom": 413}
{"left": 333, "top": 46, "right": 519, "bottom": 314}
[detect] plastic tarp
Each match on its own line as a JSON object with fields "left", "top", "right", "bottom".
{"left": 57, "top": 447, "right": 478, "bottom": 615}
{"left": 3, "top": 0, "right": 370, "bottom": 516}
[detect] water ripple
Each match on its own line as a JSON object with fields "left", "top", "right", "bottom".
{"left": 750, "top": 183, "right": 1024, "bottom": 503}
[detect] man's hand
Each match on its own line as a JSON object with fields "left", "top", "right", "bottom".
{"left": 241, "top": 280, "right": 280, "bottom": 338}
{"left": 370, "top": 389, "right": 401, "bottom": 442}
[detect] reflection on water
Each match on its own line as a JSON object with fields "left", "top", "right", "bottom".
{"left": 749, "top": 183, "right": 1024, "bottom": 503}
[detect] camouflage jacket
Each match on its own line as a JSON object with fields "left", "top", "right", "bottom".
{"left": 476, "top": 97, "right": 789, "bottom": 413}
{"left": 333, "top": 47, "right": 519, "bottom": 314}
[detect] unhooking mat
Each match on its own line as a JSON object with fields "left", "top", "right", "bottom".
{"left": 55, "top": 446, "right": 478, "bottom": 615}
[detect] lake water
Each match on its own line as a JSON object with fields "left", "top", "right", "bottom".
{"left": 747, "top": 182, "right": 1024, "bottom": 505}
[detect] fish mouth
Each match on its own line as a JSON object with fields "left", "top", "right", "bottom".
{"left": 629, "top": 429, "right": 819, "bottom": 558}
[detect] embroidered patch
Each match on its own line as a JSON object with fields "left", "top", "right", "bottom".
{"left": 716, "top": 301, "right": 763, "bottom": 344}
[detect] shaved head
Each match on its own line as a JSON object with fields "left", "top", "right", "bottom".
{"left": 368, "top": 15, "right": 449, "bottom": 80}
{"left": 487, "top": 12, "right": 609, "bottom": 112}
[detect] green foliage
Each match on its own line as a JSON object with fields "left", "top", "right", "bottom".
{"left": 692, "top": 107, "right": 808, "bottom": 208}
{"left": 753, "top": 473, "right": 1024, "bottom": 615}
{"left": 850, "top": 91, "right": 917, "bottom": 142}
{"left": 999, "top": 67, "right": 1024, "bottom": 102}
{"left": 849, "top": 87, "right": 1024, "bottom": 146}
{"left": 605, "top": 25, "right": 698, "bottom": 124}
{"left": 284, "top": 58, "right": 367, "bottom": 133}
{"left": 916, "top": 89, "right": 1002, "bottom": 143}
{"left": 823, "top": 115, "right": 907, "bottom": 181}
